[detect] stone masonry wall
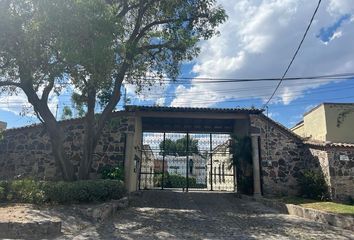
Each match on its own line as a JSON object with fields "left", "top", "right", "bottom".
{"left": 250, "top": 114, "right": 354, "bottom": 202}
{"left": 309, "top": 146, "right": 354, "bottom": 202}
{"left": 250, "top": 114, "right": 306, "bottom": 196}
{"left": 0, "top": 115, "right": 135, "bottom": 180}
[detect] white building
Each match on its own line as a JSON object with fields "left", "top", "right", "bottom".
{"left": 0, "top": 121, "right": 6, "bottom": 131}
{"left": 156, "top": 153, "right": 207, "bottom": 185}
{"left": 207, "top": 141, "right": 235, "bottom": 191}
{"left": 140, "top": 145, "right": 155, "bottom": 189}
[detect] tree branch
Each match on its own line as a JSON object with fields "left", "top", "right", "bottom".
{"left": 0, "top": 81, "right": 21, "bottom": 88}
{"left": 117, "top": 0, "right": 140, "bottom": 18}
{"left": 41, "top": 78, "right": 54, "bottom": 103}
{"left": 137, "top": 41, "right": 186, "bottom": 52}
{"left": 134, "top": 13, "right": 208, "bottom": 45}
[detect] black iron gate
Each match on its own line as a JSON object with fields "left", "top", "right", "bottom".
{"left": 139, "top": 132, "right": 235, "bottom": 192}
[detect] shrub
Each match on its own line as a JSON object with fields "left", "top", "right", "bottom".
{"left": 8, "top": 179, "right": 46, "bottom": 203}
{"left": 297, "top": 170, "right": 329, "bottom": 200}
{"left": 99, "top": 165, "right": 124, "bottom": 181}
{"left": 0, "top": 181, "right": 9, "bottom": 200}
{"left": 0, "top": 179, "right": 126, "bottom": 204}
{"left": 154, "top": 173, "right": 201, "bottom": 188}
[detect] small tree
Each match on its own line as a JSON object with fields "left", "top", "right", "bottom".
{"left": 0, "top": 0, "right": 227, "bottom": 180}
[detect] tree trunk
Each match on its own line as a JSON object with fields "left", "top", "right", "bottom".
{"left": 21, "top": 81, "right": 75, "bottom": 181}
{"left": 78, "top": 87, "right": 97, "bottom": 179}
{"left": 77, "top": 65, "right": 127, "bottom": 179}
{"left": 47, "top": 122, "right": 75, "bottom": 181}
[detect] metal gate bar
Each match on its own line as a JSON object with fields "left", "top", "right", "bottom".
{"left": 139, "top": 132, "right": 234, "bottom": 192}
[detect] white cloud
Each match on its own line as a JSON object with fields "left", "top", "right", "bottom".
{"left": 155, "top": 97, "right": 165, "bottom": 106}
{"left": 0, "top": 87, "right": 59, "bottom": 116}
{"left": 327, "top": 0, "right": 354, "bottom": 16}
{"left": 171, "top": 0, "right": 354, "bottom": 107}
{"left": 124, "top": 72, "right": 170, "bottom": 105}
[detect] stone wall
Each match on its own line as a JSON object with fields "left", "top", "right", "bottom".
{"left": 309, "top": 146, "right": 354, "bottom": 202}
{"left": 0, "top": 115, "right": 135, "bottom": 180}
{"left": 250, "top": 114, "right": 306, "bottom": 196}
{"left": 250, "top": 114, "right": 354, "bottom": 202}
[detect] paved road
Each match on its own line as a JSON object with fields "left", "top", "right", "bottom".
{"left": 68, "top": 191, "right": 354, "bottom": 240}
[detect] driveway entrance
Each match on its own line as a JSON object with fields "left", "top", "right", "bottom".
{"left": 81, "top": 191, "right": 354, "bottom": 239}
{"left": 139, "top": 132, "right": 235, "bottom": 192}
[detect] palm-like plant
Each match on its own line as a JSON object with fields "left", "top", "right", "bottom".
{"left": 230, "top": 135, "right": 253, "bottom": 195}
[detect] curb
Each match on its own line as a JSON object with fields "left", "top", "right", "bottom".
{"left": 77, "top": 196, "right": 129, "bottom": 222}
{"left": 237, "top": 194, "right": 354, "bottom": 231}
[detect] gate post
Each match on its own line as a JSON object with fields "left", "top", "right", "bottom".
{"left": 251, "top": 133, "right": 262, "bottom": 197}
{"left": 186, "top": 133, "right": 189, "bottom": 192}
{"left": 209, "top": 133, "right": 213, "bottom": 191}
{"left": 162, "top": 133, "right": 166, "bottom": 190}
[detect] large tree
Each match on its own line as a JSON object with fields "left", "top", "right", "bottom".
{"left": 0, "top": 0, "right": 226, "bottom": 180}
{"left": 160, "top": 136, "right": 199, "bottom": 156}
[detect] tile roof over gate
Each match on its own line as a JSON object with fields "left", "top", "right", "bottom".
{"left": 124, "top": 105, "right": 264, "bottom": 114}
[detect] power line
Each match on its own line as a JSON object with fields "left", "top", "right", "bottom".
{"left": 127, "top": 94, "right": 354, "bottom": 109}
{"left": 3, "top": 72, "right": 351, "bottom": 88}
{"left": 263, "top": 0, "right": 322, "bottom": 108}
{"left": 2, "top": 81, "right": 354, "bottom": 106}
{"left": 136, "top": 72, "right": 354, "bottom": 83}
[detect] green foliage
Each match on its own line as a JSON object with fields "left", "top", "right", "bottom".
{"left": 0, "top": 179, "right": 125, "bottom": 204}
{"left": 348, "top": 196, "right": 354, "bottom": 206}
{"left": 99, "top": 165, "right": 124, "bottom": 181}
{"left": 298, "top": 170, "right": 329, "bottom": 201}
{"left": 0, "top": 0, "right": 226, "bottom": 180}
{"left": 0, "top": 181, "right": 8, "bottom": 201}
{"left": 154, "top": 173, "right": 199, "bottom": 188}
{"left": 160, "top": 136, "right": 199, "bottom": 156}
{"left": 61, "top": 106, "right": 73, "bottom": 120}
{"left": 230, "top": 136, "right": 253, "bottom": 168}
{"left": 8, "top": 179, "right": 46, "bottom": 203}
{"left": 230, "top": 136, "right": 253, "bottom": 194}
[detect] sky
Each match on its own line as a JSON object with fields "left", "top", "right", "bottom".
{"left": 1, "top": 0, "right": 354, "bottom": 129}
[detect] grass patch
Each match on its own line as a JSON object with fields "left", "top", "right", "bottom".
{"left": 273, "top": 196, "right": 354, "bottom": 216}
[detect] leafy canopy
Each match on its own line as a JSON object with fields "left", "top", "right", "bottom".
{"left": 160, "top": 136, "right": 199, "bottom": 156}
{"left": 0, "top": 0, "right": 227, "bottom": 111}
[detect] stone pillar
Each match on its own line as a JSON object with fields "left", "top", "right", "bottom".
{"left": 124, "top": 132, "right": 135, "bottom": 192}
{"left": 251, "top": 134, "right": 262, "bottom": 197}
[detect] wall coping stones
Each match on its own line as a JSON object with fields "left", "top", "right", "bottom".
{"left": 237, "top": 194, "right": 354, "bottom": 231}
{"left": 305, "top": 140, "right": 354, "bottom": 149}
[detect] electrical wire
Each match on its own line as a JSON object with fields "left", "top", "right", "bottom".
{"left": 263, "top": 0, "right": 322, "bottom": 108}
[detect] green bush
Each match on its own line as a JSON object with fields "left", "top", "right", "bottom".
{"left": 298, "top": 170, "right": 329, "bottom": 200}
{"left": 0, "top": 182, "right": 6, "bottom": 201}
{"left": 99, "top": 165, "right": 124, "bottom": 181}
{"left": 0, "top": 179, "right": 126, "bottom": 204}
{"left": 153, "top": 173, "right": 203, "bottom": 188}
{"left": 8, "top": 179, "right": 46, "bottom": 203}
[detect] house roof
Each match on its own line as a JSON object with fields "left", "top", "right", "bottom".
{"left": 290, "top": 120, "right": 304, "bottom": 130}
{"left": 304, "top": 102, "right": 354, "bottom": 117}
{"left": 4, "top": 105, "right": 263, "bottom": 133}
